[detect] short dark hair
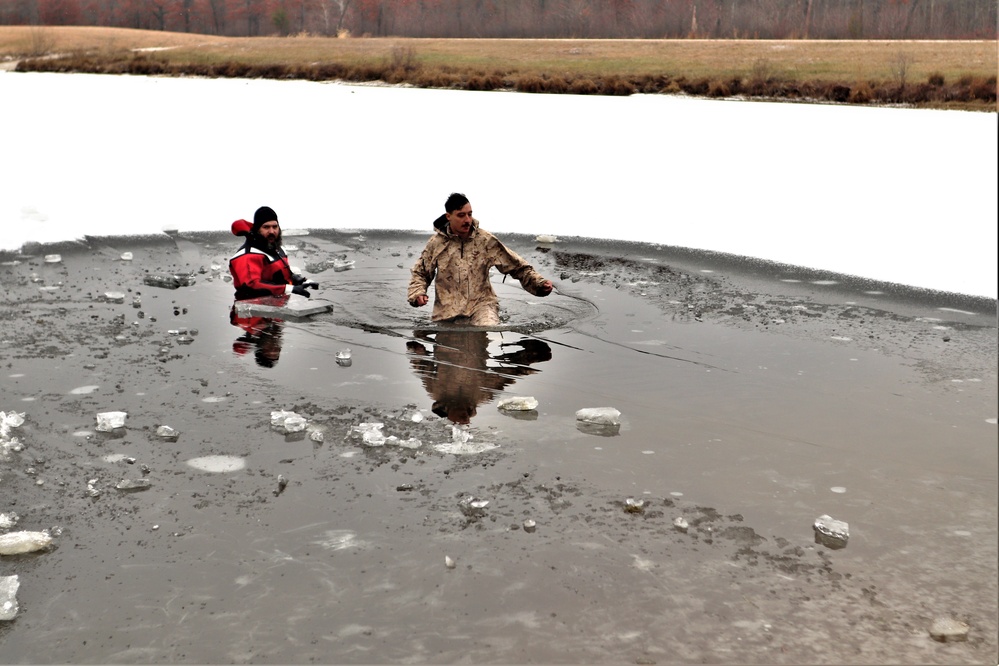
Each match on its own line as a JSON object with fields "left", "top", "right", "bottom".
{"left": 444, "top": 193, "right": 469, "bottom": 213}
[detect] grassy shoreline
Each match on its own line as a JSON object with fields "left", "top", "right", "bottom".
{"left": 2, "top": 26, "right": 996, "bottom": 110}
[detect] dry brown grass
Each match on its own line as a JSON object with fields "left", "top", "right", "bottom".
{"left": 1, "top": 26, "right": 995, "bottom": 110}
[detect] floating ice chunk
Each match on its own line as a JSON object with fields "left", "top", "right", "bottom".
{"left": 142, "top": 273, "right": 194, "bottom": 289}
{"left": 271, "top": 410, "right": 307, "bottom": 433}
{"left": 0, "top": 411, "right": 25, "bottom": 440}
{"left": 929, "top": 617, "right": 969, "bottom": 643}
{"left": 283, "top": 415, "right": 307, "bottom": 432}
{"left": 43, "top": 254, "right": 61, "bottom": 263}
{"left": 445, "top": 555, "right": 456, "bottom": 569}
{"left": 336, "top": 349, "right": 352, "bottom": 367}
{"left": 270, "top": 410, "right": 293, "bottom": 426}
{"left": 575, "top": 407, "right": 621, "bottom": 425}
{"left": 0, "top": 530, "right": 52, "bottom": 555}
{"left": 0, "top": 575, "right": 19, "bottom": 621}
{"left": 673, "top": 517, "right": 689, "bottom": 532}
{"left": 95, "top": 411, "right": 127, "bottom": 432}
{"left": 535, "top": 234, "right": 558, "bottom": 244}
{"left": 309, "top": 430, "right": 325, "bottom": 443}
{"left": 434, "top": 439, "right": 498, "bottom": 456}
{"left": 156, "top": 425, "right": 179, "bottom": 440}
{"left": 497, "top": 396, "right": 538, "bottom": 411}
{"left": 0, "top": 512, "right": 19, "bottom": 530}
{"left": 458, "top": 496, "right": 489, "bottom": 518}
{"left": 523, "top": 519, "right": 537, "bottom": 533}
{"left": 813, "top": 514, "right": 849, "bottom": 549}
{"left": 116, "top": 478, "right": 151, "bottom": 492}
{"left": 624, "top": 498, "right": 645, "bottom": 514}
{"left": 186, "top": 455, "right": 246, "bottom": 473}
{"left": 69, "top": 385, "right": 100, "bottom": 395}
{"left": 104, "top": 291, "right": 126, "bottom": 303}
{"left": 120, "top": 252, "right": 133, "bottom": 261}
{"left": 332, "top": 259, "right": 355, "bottom": 272}
{"left": 349, "top": 422, "right": 386, "bottom": 446}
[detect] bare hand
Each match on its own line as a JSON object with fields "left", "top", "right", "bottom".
{"left": 412, "top": 294, "right": 429, "bottom": 307}
{"left": 539, "top": 280, "right": 553, "bottom": 296}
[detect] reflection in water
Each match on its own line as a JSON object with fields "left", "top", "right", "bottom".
{"left": 230, "top": 305, "right": 285, "bottom": 368}
{"left": 407, "top": 329, "right": 552, "bottom": 424}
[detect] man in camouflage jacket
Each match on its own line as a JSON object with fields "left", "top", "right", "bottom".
{"left": 408, "top": 193, "right": 553, "bottom": 326}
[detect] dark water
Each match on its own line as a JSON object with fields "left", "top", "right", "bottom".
{"left": 0, "top": 229, "right": 995, "bottom": 663}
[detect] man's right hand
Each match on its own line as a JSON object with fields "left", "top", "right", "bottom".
{"left": 292, "top": 285, "right": 311, "bottom": 298}
{"left": 411, "top": 295, "right": 429, "bottom": 307}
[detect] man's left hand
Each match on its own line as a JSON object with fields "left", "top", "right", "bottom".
{"left": 539, "top": 280, "right": 553, "bottom": 295}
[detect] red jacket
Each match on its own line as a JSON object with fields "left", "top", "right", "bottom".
{"left": 229, "top": 219, "right": 295, "bottom": 300}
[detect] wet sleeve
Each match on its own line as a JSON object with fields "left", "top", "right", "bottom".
{"left": 231, "top": 254, "right": 293, "bottom": 297}
{"left": 408, "top": 241, "right": 438, "bottom": 304}
{"left": 492, "top": 241, "right": 549, "bottom": 296}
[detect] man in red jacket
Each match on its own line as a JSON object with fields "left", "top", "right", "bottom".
{"left": 229, "top": 206, "right": 319, "bottom": 300}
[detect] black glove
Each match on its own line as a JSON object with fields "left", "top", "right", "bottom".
{"left": 291, "top": 285, "right": 311, "bottom": 298}
{"left": 302, "top": 280, "right": 319, "bottom": 290}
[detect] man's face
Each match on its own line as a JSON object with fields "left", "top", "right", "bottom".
{"left": 257, "top": 220, "right": 280, "bottom": 247}
{"left": 446, "top": 203, "right": 473, "bottom": 238}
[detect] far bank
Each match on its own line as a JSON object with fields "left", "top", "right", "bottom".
{"left": 1, "top": 27, "right": 996, "bottom": 110}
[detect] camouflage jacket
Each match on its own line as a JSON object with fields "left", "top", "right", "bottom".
{"left": 407, "top": 219, "right": 549, "bottom": 322}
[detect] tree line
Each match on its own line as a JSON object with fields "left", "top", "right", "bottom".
{"left": 3, "top": 0, "right": 995, "bottom": 40}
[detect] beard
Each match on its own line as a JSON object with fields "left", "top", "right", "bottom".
{"left": 253, "top": 230, "right": 282, "bottom": 253}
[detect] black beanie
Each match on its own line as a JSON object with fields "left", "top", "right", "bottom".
{"left": 252, "top": 206, "right": 278, "bottom": 233}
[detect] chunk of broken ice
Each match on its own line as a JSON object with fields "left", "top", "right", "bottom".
{"left": 624, "top": 498, "right": 645, "bottom": 513}
{"left": 0, "top": 512, "right": 19, "bottom": 530}
{"left": 813, "top": 514, "right": 849, "bottom": 549}
{"left": 575, "top": 407, "right": 621, "bottom": 425}
{"left": 120, "top": 252, "right": 133, "bottom": 261}
{"left": 0, "top": 575, "right": 20, "bottom": 621}
{"left": 497, "top": 396, "right": 539, "bottom": 411}
{"left": 458, "top": 496, "right": 489, "bottom": 517}
{"left": 271, "top": 410, "right": 307, "bottom": 433}
{"left": 0, "top": 530, "right": 53, "bottom": 555}
{"left": 115, "top": 478, "right": 152, "bottom": 491}
{"left": 104, "top": 291, "right": 126, "bottom": 303}
{"left": 929, "top": 617, "right": 970, "bottom": 643}
{"left": 43, "top": 254, "right": 61, "bottom": 263}
{"left": 332, "top": 259, "right": 355, "bottom": 272}
{"left": 142, "top": 273, "right": 194, "bottom": 289}
{"left": 349, "top": 422, "right": 386, "bottom": 446}
{"left": 535, "top": 234, "right": 558, "bottom": 244}
{"left": 156, "top": 425, "right": 179, "bottom": 440}
{"left": 95, "top": 411, "right": 127, "bottom": 432}
{"left": 1, "top": 411, "right": 25, "bottom": 437}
